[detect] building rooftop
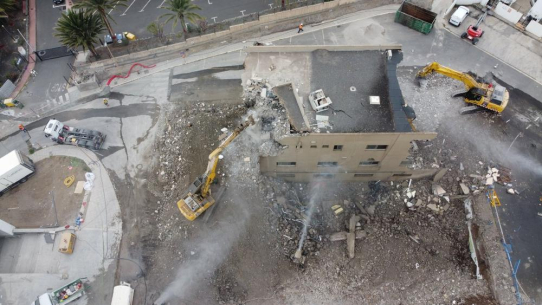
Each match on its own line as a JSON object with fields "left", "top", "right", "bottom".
{"left": 243, "top": 47, "right": 411, "bottom": 134}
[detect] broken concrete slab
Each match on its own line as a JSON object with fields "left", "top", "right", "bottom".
{"left": 432, "top": 168, "right": 447, "bottom": 182}
{"left": 460, "top": 183, "right": 470, "bottom": 195}
{"left": 347, "top": 232, "right": 356, "bottom": 258}
{"left": 432, "top": 184, "right": 446, "bottom": 196}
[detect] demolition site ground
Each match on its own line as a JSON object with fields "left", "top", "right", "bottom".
{"left": 106, "top": 59, "right": 542, "bottom": 304}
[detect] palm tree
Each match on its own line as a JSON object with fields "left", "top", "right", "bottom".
{"left": 160, "top": 0, "right": 203, "bottom": 33}
{"left": 54, "top": 9, "right": 105, "bottom": 57}
{"left": 73, "top": 0, "right": 127, "bottom": 40}
{"left": 0, "top": 0, "right": 17, "bottom": 18}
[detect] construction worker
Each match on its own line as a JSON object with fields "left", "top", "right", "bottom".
{"left": 18, "top": 124, "right": 27, "bottom": 133}
{"left": 103, "top": 98, "right": 109, "bottom": 107}
{"left": 298, "top": 23, "right": 304, "bottom": 33}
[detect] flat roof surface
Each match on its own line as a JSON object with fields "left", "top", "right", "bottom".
{"left": 308, "top": 50, "right": 394, "bottom": 133}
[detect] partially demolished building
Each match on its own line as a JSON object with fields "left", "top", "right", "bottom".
{"left": 244, "top": 46, "right": 438, "bottom": 182}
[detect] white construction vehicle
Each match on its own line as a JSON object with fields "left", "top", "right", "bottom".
{"left": 0, "top": 150, "right": 35, "bottom": 196}
{"left": 44, "top": 119, "right": 106, "bottom": 150}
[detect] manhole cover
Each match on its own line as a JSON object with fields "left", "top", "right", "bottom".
{"left": 38, "top": 50, "right": 46, "bottom": 56}
{"left": 350, "top": 86, "right": 356, "bottom": 92}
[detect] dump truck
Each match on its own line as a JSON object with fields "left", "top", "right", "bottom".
{"left": 0, "top": 150, "right": 35, "bottom": 196}
{"left": 31, "top": 278, "right": 87, "bottom": 305}
{"left": 395, "top": 1, "right": 437, "bottom": 34}
{"left": 44, "top": 119, "right": 106, "bottom": 150}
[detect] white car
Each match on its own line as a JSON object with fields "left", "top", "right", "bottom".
{"left": 449, "top": 6, "right": 470, "bottom": 26}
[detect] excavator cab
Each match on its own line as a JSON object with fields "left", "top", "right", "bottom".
{"left": 490, "top": 85, "right": 506, "bottom": 106}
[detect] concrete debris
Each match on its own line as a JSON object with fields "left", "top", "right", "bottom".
{"left": 330, "top": 230, "right": 367, "bottom": 241}
{"left": 432, "top": 184, "right": 446, "bottom": 196}
{"left": 427, "top": 203, "right": 439, "bottom": 213}
{"left": 366, "top": 205, "right": 376, "bottom": 216}
{"left": 507, "top": 188, "right": 516, "bottom": 195}
{"left": 459, "top": 183, "right": 470, "bottom": 195}
{"left": 485, "top": 178, "right": 494, "bottom": 186}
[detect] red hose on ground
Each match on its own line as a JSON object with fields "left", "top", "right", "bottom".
{"left": 106, "top": 63, "right": 156, "bottom": 86}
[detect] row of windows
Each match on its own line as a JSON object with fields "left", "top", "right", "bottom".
{"left": 277, "top": 159, "right": 412, "bottom": 168}
{"left": 278, "top": 160, "right": 382, "bottom": 167}
{"left": 298, "top": 144, "right": 388, "bottom": 151}
{"left": 276, "top": 173, "right": 413, "bottom": 178}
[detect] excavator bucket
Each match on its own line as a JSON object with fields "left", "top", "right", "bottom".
{"left": 416, "top": 76, "right": 428, "bottom": 89}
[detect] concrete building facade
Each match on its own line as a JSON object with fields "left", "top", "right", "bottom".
{"left": 244, "top": 46, "right": 438, "bottom": 182}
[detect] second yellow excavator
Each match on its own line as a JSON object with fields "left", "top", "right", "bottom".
{"left": 417, "top": 62, "right": 509, "bottom": 114}
{"left": 177, "top": 115, "right": 255, "bottom": 221}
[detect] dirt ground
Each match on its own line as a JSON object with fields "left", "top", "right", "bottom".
{"left": 127, "top": 78, "right": 504, "bottom": 304}
{"left": 0, "top": 4, "right": 26, "bottom": 84}
{"left": 0, "top": 156, "right": 89, "bottom": 228}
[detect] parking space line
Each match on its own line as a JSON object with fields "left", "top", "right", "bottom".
{"left": 157, "top": 0, "right": 166, "bottom": 8}
{"left": 108, "top": 1, "right": 119, "bottom": 14}
{"left": 139, "top": 0, "right": 153, "bottom": 12}
{"left": 121, "top": 0, "right": 137, "bottom": 16}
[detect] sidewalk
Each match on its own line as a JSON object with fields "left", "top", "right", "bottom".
{"left": 9, "top": 0, "right": 36, "bottom": 99}
{"left": 0, "top": 145, "right": 122, "bottom": 305}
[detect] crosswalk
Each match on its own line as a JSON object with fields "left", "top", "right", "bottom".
{"left": 37, "top": 93, "right": 72, "bottom": 114}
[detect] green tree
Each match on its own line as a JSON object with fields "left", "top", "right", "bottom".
{"left": 54, "top": 9, "right": 105, "bottom": 57}
{"left": 73, "top": 0, "right": 127, "bottom": 39}
{"left": 0, "top": 0, "right": 17, "bottom": 18}
{"left": 160, "top": 0, "right": 203, "bottom": 34}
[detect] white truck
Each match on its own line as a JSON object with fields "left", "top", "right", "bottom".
{"left": 0, "top": 150, "right": 35, "bottom": 196}
{"left": 44, "top": 119, "right": 106, "bottom": 150}
{"left": 111, "top": 282, "right": 134, "bottom": 305}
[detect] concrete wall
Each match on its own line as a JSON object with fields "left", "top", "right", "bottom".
{"left": 525, "top": 20, "right": 542, "bottom": 38}
{"left": 495, "top": 2, "right": 523, "bottom": 24}
{"left": 0, "top": 219, "right": 15, "bottom": 236}
{"left": 260, "top": 132, "right": 438, "bottom": 182}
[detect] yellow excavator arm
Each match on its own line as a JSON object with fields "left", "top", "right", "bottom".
{"left": 177, "top": 115, "right": 255, "bottom": 221}
{"left": 416, "top": 62, "right": 509, "bottom": 113}
{"left": 417, "top": 62, "right": 481, "bottom": 89}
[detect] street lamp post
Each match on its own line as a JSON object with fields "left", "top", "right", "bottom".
{"left": 1, "top": 25, "right": 16, "bottom": 42}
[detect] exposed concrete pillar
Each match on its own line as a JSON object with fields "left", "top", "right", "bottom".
{"left": 0, "top": 219, "right": 15, "bottom": 237}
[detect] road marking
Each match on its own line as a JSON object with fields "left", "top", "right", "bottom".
{"left": 211, "top": 16, "right": 217, "bottom": 23}
{"left": 121, "top": 0, "right": 136, "bottom": 16}
{"left": 157, "top": 0, "right": 166, "bottom": 8}
{"left": 139, "top": 0, "right": 153, "bottom": 11}
{"left": 108, "top": 1, "right": 119, "bottom": 14}
{"left": 208, "top": 0, "right": 212, "bottom": 4}
{"left": 240, "top": 10, "right": 246, "bottom": 16}
{"left": 58, "top": 95, "right": 65, "bottom": 104}
{"left": 268, "top": 3, "right": 273, "bottom": 9}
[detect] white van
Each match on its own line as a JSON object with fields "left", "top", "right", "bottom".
{"left": 449, "top": 6, "right": 470, "bottom": 26}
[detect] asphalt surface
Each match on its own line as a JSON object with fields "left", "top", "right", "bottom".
{"left": 36, "top": 0, "right": 272, "bottom": 50}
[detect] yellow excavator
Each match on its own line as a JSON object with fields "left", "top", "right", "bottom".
{"left": 177, "top": 115, "right": 255, "bottom": 221}
{"left": 416, "top": 62, "right": 509, "bottom": 114}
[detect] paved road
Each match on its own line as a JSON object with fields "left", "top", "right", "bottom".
{"left": 108, "top": 0, "right": 271, "bottom": 38}
{"left": 35, "top": 0, "right": 272, "bottom": 50}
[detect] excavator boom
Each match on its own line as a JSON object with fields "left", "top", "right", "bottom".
{"left": 177, "top": 115, "right": 255, "bottom": 221}
{"left": 416, "top": 62, "right": 508, "bottom": 113}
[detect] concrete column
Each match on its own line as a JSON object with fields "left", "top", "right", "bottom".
{"left": 0, "top": 219, "right": 15, "bottom": 236}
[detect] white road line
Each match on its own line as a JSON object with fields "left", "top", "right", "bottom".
{"left": 121, "top": 0, "right": 137, "bottom": 16}
{"left": 58, "top": 95, "right": 65, "bottom": 104}
{"left": 64, "top": 93, "right": 71, "bottom": 104}
{"left": 211, "top": 16, "right": 217, "bottom": 23}
{"left": 240, "top": 10, "right": 246, "bottom": 16}
{"left": 108, "top": 1, "right": 119, "bottom": 14}
{"left": 139, "top": 0, "right": 152, "bottom": 12}
{"left": 157, "top": 0, "right": 166, "bottom": 8}
{"left": 268, "top": 3, "right": 273, "bottom": 9}
{"left": 208, "top": 0, "right": 212, "bottom": 4}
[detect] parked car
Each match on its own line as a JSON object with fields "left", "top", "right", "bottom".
{"left": 53, "top": 0, "right": 65, "bottom": 5}
{"left": 449, "top": 6, "right": 470, "bottom": 26}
